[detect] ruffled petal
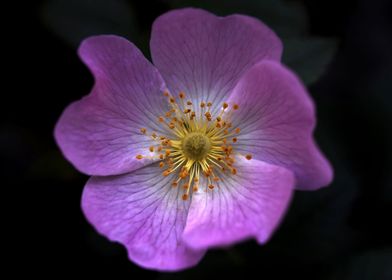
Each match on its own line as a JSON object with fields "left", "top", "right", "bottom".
{"left": 82, "top": 163, "right": 205, "bottom": 271}
{"left": 182, "top": 158, "right": 294, "bottom": 249}
{"left": 55, "top": 35, "right": 169, "bottom": 176}
{"left": 228, "top": 60, "right": 333, "bottom": 190}
{"left": 150, "top": 8, "right": 282, "bottom": 115}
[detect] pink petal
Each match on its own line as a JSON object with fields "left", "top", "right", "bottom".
{"left": 182, "top": 158, "right": 294, "bottom": 249}
{"left": 150, "top": 8, "right": 282, "bottom": 115}
{"left": 228, "top": 60, "right": 333, "bottom": 190}
{"left": 82, "top": 163, "right": 205, "bottom": 271}
{"left": 55, "top": 35, "right": 169, "bottom": 176}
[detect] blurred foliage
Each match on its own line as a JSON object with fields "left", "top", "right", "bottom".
{"left": 41, "top": 0, "right": 337, "bottom": 85}
{"left": 41, "top": 0, "right": 136, "bottom": 48}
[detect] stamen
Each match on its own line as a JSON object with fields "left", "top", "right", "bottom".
{"left": 137, "top": 90, "right": 247, "bottom": 200}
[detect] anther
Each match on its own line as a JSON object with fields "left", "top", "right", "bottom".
{"left": 245, "top": 154, "right": 252, "bottom": 160}
{"left": 149, "top": 146, "right": 154, "bottom": 152}
{"left": 163, "top": 170, "right": 171, "bottom": 176}
{"left": 232, "top": 137, "right": 237, "bottom": 143}
{"left": 223, "top": 102, "right": 228, "bottom": 109}
{"left": 179, "top": 92, "right": 185, "bottom": 99}
{"left": 233, "top": 104, "right": 239, "bottom": 110}
{"left": 140, "top": 128, "right": 147, "bottom": 134}
{"left": 159, "top": 162, "right": 165, "bottom": 168}
{"left": 208, "top": 184, "right": 215, "bottom": 190}
{"left": 136, "top": 155, "right": 143, "bottom": 160}
{"left": 186, "top": 101, "right": 192, "bottom": 106}
{"left": 182, "top": 194, "right": 189, "bottom": 200}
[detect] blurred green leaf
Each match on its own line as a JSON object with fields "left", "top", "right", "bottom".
{"left": 41, "top": 0, "right": 136, "bottom": 48}
{"left": 331, "top": 249, "right": 392, "bottom": 280}
{"left": 168, "top": 0, "right": 337, "bottom": 85}
{"left": 283, "top": 37, "right": 338, "bottom": 85}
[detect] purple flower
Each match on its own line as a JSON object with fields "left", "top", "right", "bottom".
{"left": 55, "top": 8, "right": 333, "bottom": 271}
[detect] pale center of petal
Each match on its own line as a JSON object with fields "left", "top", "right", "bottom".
{"left": 136, "top": 91, "right": 253, "bottom": 200}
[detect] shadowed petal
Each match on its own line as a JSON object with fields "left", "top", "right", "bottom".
{"left": 150, "top": 8, "right": 282, "bottom": 115}
{"left": 82, "top": 163, "right": 205, "bottom": 271}
{"left": 55, "top": 35, "right": 170, "bottom": 176}
{"left": 228, "top": 60, "right": 333, "bottom": 190}
{"left": 182, "top": 158, "right": 294, "bottom": 249}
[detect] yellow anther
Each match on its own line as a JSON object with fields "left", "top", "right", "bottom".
{"left": 216, "top": 116, "right": 222, "bottom": 122}
{"left": 159, "top": 154, "right": 164, "bottom": 160}
{"left": 136, "top": 155, "right": 143, "bottom": 160}
{"left": 140, "top": 128, "right": 147, "bottom": 134}
{"left": 165, "top": 149, "right": 171, "bottom": 156}
{"left": 182, "top": 184, "right": 189, "bottom": 190}
{"left": 172, "top": 182, "right": 178, "bottom": 187}
{"left": 149, "top": 146, "right": 154, "bottom": 152}
{"left": 163, "top": 170, "right": 171, "bottom": 176}
{"left": 231, "top": 168, "right": 237, "bottom": 175}
{"left": 179, "top": 92, "right": 185, "bottom": 99}
{"left": 245, "top": 154, "right": 252, "bottom": 160}
{"left": 163, "top": 91, "right": 169, "bottom": 97}
{"left": 232, "top": 137, "right": 237, "bottom": 143}
{"left": 186, "top": 101, "right": 192, "bottom": 106}
{"left": 200, "top": 102, "right": 206, "bottom": 108}
{"left": 223, "top": 102, "right": 228, "bottom": 109}
{"left": 169, "top": 123, "right": 175, "bottom": 129}
{"left": 208, "top": 184, "right": 215, "bottom": 190}
{"left": 169, "top": 97, "right": 175, "bottom": 103}
{"left": 207, "top": 102, "right": 212, "bottom": 107}
{"left": 159, "top": 162, "right": 165, "bottom": 168}
{"left": 233, "top": 104, "right": 239, "bottom": 110}
{"left": 235, "top": 128, "right": 241, "bottom": 134}
{"left": 158, "top": 116, "right": 165, "bottom": 122}
{"left": 184, "top": 109, "right": 191, "bottom": 114}
{"left": 157, "top": 146, "right": 163, "bottom": 152}
{"left": 182, "top": 194, "right": 189, "bottom": 200}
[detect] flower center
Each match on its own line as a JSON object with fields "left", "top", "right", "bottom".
{"left": 182, "top": 132, "right": 211, "bottom": 161}
{"left": 136, "top": 91, "right": 252, "bottom": 200}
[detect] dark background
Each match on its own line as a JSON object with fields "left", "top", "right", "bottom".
{"left": 5, "top": 0, "right": 392, "bottom": 278}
